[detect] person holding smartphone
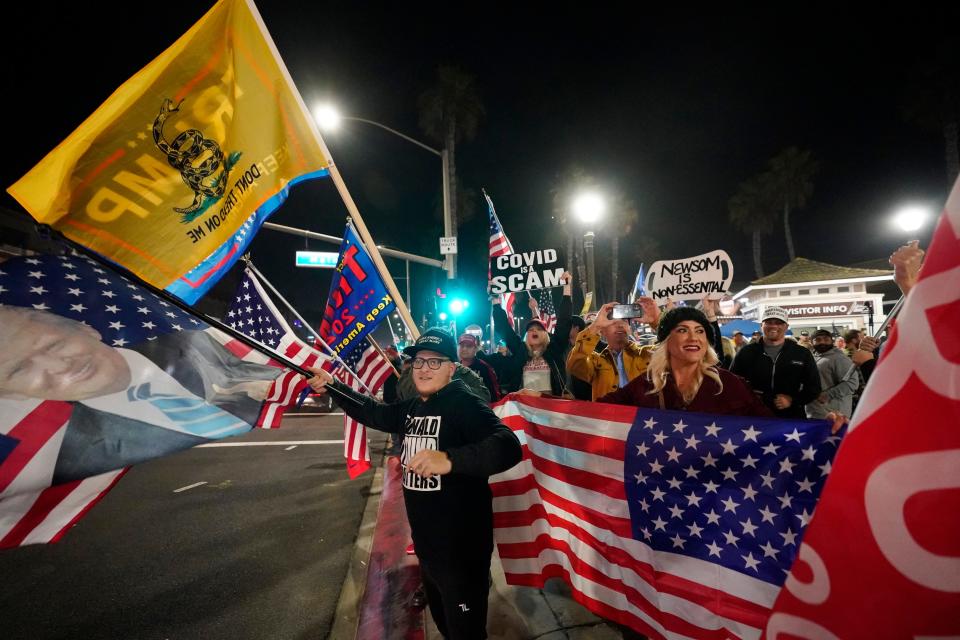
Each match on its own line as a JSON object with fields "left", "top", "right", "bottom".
{"left": 566, "top": 299, "right": 660, "bottom": 400}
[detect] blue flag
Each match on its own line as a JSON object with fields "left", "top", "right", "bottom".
{"left": 631, "top": 263, "right": 646, "bottom": 298}
{"left": 319, "top": 223, "right": 396, "bottom": 356}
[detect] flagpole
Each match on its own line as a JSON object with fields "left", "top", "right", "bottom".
{"left": 873, "top": 295, "right": 904, "bottom": 338}
{"left": 244, "top": 259, "right": 374, "bottom": 394}
{"left": 43, "top": 226, "right": 362, "bottom": 407}
{"left": 243, "top": 0, "right": 421, "bottom": 342}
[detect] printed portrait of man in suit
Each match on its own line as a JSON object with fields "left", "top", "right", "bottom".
{"left": 0, "top": 305, "right": 280, "bottom": 486}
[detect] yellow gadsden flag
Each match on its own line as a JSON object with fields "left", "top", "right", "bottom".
{"left": 7, "top": 0, "right": 330, "bottom": 303}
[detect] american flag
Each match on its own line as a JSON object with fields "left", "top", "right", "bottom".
{"left": 0, "top": 254, "right": 306, "bottom": 547}
{"left": 534, "top": 289, "right": 557, "bottom": 333}
{"left": 224, "top": 267, "right": 329, "bottom": 427}
{"left": 769, "top": 178, "right": 960, "bottom": 636}
{"left": 333, "top": 342, "right": 395, "bottom": 479}
{"left": 491, "top": 396, "right": 839, "bottom": 638}
{"left": 486, "top": 191, "right": 517, "bottom": 327}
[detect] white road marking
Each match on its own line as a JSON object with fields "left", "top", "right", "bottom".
{"left": 196, "top": 440, "right": 344, "bottom": 447}
{"left": 174, "top": 481, "right": 207, "bottom": 493}
{"left": 285, "top": 445, "right": 298, "bottom": 451}
{"left": 287, "top": 412, "right": 344, "bottom": 417}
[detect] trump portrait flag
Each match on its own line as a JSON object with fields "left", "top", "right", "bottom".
{"left": 0, "top": 253, "right": 313, "bottom": 547}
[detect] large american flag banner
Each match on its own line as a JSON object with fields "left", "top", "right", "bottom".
{"left": 486, "top": 191, "right": 517, "bottom": 327}
{"left": 0, "top": 254, "right": 310, "bottom": 547}
{"left": 224, "top": 267, "right": 329, "bottom": 427}
{"left": 333, "top": 342, "right": 394, "bottom": 479}
{"left": 491, "top": 396, "right": 840, "bottom": 638}
{"left": 767, "top": 179, "right": 960, "bottom": 636}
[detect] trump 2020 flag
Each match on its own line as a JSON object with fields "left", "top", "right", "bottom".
{"left": 0, "top": 254, "right": 306, "bottom": 547}
{"left": 766, "top": 179, "right": 960, "bottom": 637}
{"left": 319, "top": 222, "right": 396, "bottom": 357}
{"left": 7, "top": 0, "right": 330, "bottom": 304}
{"left": 491, "top": 396, "right": 840, "bottom": 639}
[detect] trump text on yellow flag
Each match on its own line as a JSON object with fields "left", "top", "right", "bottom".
{"left": 7, "top": 0, "right": 330, "bottom": 303}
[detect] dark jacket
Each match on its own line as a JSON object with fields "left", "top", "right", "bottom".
{"left": 730, "top": 339, "right": 822, "bottom": 419}
{"left": 599, "top": 368, "right": 774, "bottom": 417}
{"left": 492, "top": 294, "right": 573, "bottom": 396}
{"left": 463, "top": 357, "right": 502, "bottom": 401}
{"left": 327, "top": 378, "right": 522, "bottom": 561}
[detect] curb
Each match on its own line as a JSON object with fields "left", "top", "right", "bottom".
{"left": 328, "top": 441, "right": 387, "bottom": 640}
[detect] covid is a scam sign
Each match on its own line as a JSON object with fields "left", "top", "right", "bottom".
{"left": 644, "top": 250, "right": 733, "bottom": 302}
{"left": 490, "top": 248, "right": 565, "bottom": 294}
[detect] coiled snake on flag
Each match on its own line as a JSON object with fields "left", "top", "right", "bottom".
{"left": 153, "top": 99, "right": 229, "bottom": 216}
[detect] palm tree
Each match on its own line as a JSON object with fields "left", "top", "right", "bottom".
{"left": 418, "top": 66, "right": 485, "bottom": 272}
{"left": 764, "top": 147, "right": 817, "bottom": 262}
{"left": 728, "top": 175, "right": 776, "bottom": 279}
{"left": 608, "top": 195, "right": 639, "bottom": 300}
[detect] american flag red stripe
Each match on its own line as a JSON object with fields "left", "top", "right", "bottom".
{"left": 491, "top": 395, "right": 786, "bottom": 639}
{"left": 220, "top": 268, "right": 331, "bottom": 428}
{"left": 334, "top": 342, "right": 395, "bottom": 478}
{"left": 486, "top": 192, "right": 518, "bottom": 327}
{"left": 0, "top": 468, "right": 127, "bottom": 548}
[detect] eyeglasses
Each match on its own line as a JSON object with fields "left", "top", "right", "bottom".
{"left": 411, "top": 357, "right": 451, "bottom": 370}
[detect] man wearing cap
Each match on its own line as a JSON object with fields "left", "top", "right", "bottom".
{"left": 458, "top": 333, "right": 501, "bottom": 401}
{"left": 730, "top": 306, "right": 822, "bottom": 419}
{"left": 305, "top": 328, "right": 521, "bottom": 640}
{"left": 805, "top": 329, "right": 861, "bottom": 420}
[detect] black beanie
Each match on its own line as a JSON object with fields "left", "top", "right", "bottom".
{"left": 656, "top": 307, "right": 713, "bottom": 343}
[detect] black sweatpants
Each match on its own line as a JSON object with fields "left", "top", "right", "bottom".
{"left": 419, "top": 555, "right": 492, "bottom": 640}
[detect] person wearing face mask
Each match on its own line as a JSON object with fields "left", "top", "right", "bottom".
{"left": 805, "top": 329, "right": 861, "bottom": 420}
{"left": 597, "top": 308, "right": 773, "bottom": 415}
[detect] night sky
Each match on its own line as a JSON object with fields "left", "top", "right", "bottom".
{"left": 3, "top": 2, "right": 957, "bottom": 332}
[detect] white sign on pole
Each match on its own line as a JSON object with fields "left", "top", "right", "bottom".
{"left": 439, "top": 237, "right": 458, "bottom": 255}
{"left": 644, "top": 250, "right": 734, "bottom": 303}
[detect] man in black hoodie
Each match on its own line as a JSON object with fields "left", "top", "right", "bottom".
{"left": 305, "top": 328, "right": 522, "bottom": 640}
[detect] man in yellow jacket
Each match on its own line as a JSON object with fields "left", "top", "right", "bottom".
{"left": 567, "top": 301, "right": 658, "bottom": 401}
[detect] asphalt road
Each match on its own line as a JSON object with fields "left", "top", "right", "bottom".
{"left": 0, "top": 414, "right": 387, "bottom": 640}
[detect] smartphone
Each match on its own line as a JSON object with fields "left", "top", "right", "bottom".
{"left": 610, "top": 304, "right": 646, "bottom": 319}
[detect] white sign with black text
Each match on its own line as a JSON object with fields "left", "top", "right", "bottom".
{"left": 439, "top": 237, "right": 458, "bottom": 255}
{"left": 644, "top": 250, "right": 734, "bottom": 303}
{"left": 489, "top": 248, "right": 565, "bottom": 294}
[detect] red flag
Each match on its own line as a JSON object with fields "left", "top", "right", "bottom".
{"left": 765, "top": 179, "right": 960, "bottom": 637}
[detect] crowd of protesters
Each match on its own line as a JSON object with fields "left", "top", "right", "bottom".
{"left": 304, "top": 240, "right": 923, "bottom": 640}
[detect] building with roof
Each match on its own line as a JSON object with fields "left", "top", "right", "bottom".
{"left": 730, "top": 257, "right": 894, "bottom": 335}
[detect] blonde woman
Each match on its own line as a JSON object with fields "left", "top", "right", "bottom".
{"left": 599, "top": 307, "right": 772, "bottom": 416}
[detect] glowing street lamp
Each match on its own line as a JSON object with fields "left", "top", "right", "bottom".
{"left": 572, "top": 192, "right": 606, "bottom": 311}
{"left": 892, "top": 206, "right": 930, "bottom": 233}
{"left": 313, "top": 104, "right": 341, "bottom": 131}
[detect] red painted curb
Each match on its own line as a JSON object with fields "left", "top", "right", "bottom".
{"left": 356, "top": 456, "right": 426, "bottom": 640}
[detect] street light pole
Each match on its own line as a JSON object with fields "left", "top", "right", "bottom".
{"left": 572, "top": 191, "right": 605, "bottom": 313}
{"left": 441, "top": 148, "right": 455, "bottom": 279}
{"left": 583, "top": 230, "right": 597, "bottom": 311}
{"left": 338, "top": 115, "right": 455, "bottom": 280}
